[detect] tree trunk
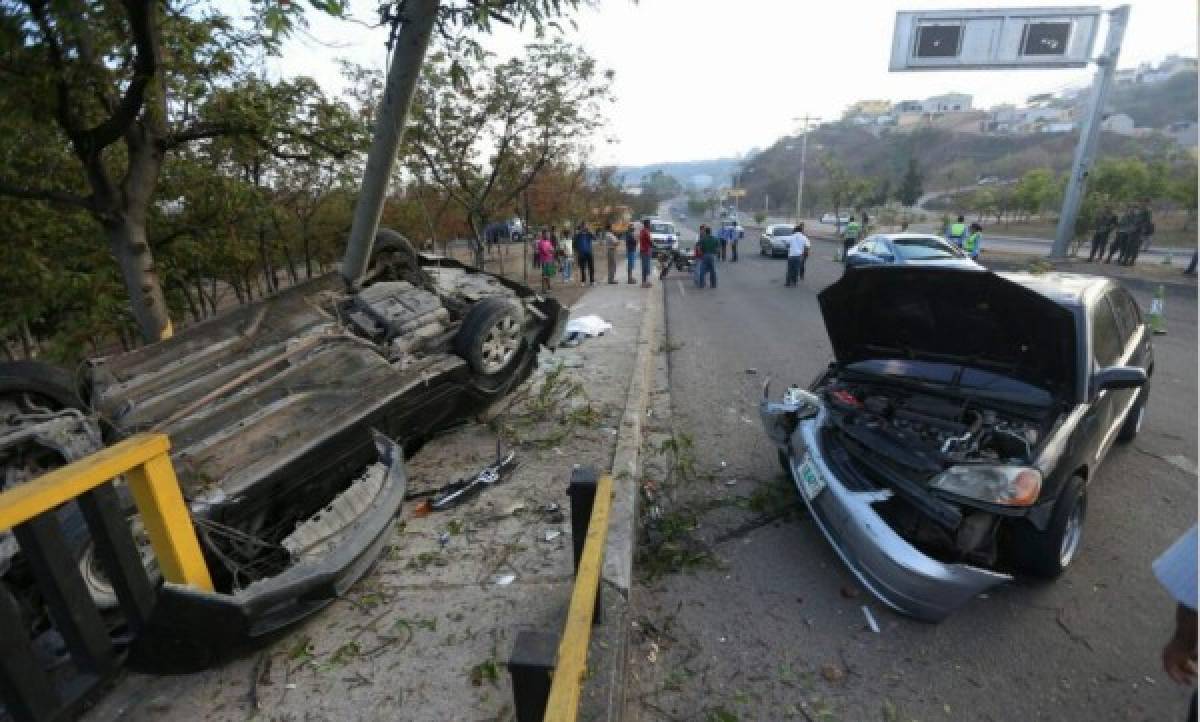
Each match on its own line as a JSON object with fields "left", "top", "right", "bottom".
{"left": 467, "top": 212, "right": 486, "bottom": 269}
{"left": 106, "top": 216, "right": 173, "bottom": 343}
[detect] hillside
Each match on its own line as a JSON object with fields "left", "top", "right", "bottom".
{"left": 736, "top": 123, "right": 1190, "bottom": 215}
{"left": 1107, "top": 71, "right": 1198, "bottom": 128}
{"left": 616, "top": 158, "right": 739, "bottom": 188}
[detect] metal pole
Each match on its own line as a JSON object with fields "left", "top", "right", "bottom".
{"left": 797, "top": 130, "right": 808, "bottom": 223}
{"left": 1052, "top": 5, "right": 1129, "bottom": 259}
{"left": 341, "top": 0, "right": 441, "bottom": 288}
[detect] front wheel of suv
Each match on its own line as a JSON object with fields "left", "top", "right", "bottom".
{"left": 455, "top": 297, "right": 528, "bottom": 384}
{"left": 1008, "top": 475, "right": 1086, "bottom": 579}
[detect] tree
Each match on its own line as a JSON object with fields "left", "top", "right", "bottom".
{"left": 405, "top": 39, "right": 613, "bottom": 267}
{"left": 0, "top": 2, "right": 359, "bottom": 342}
{"left": 896, "top": 157, "right": 924, "bottom": 207}
{"left": 820, "top": 158, "right": 871, "bottom": 225}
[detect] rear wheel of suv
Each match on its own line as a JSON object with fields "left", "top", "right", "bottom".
{"left": 1008, "top": 475, "right": 1086, "bottom": 578}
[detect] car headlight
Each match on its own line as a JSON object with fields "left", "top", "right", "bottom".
{"left": 928, "top": 465, "right": 1042, "bottom": 507}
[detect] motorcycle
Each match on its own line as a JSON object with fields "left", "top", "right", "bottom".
{"left": 657, "top": 246, "right": 696, "bottom": 279}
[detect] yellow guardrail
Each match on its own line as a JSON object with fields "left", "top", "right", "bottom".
{"left": 0, "top": 432, "right": 213, "bottom": 591}
{"left": 543, "top": 472, "right": 613, "bottom": 722}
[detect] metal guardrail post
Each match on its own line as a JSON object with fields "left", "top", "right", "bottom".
{"left": 566, "top": 465, "right": 602, "bottom": 625}
{"left": 508, "top": 630, "right": 558, "bottom": 722}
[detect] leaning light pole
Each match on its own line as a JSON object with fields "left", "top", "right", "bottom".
{"left": 1052, "top": 5, "right": 1129, "bottom": 258}
{"left": 341, "top": 0, "right": 441, "bottom": 289}
{"left": 792, "top": 115, "right": 820, "bottom": 224}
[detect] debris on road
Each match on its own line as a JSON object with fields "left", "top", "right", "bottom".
{"left": 429, "top": 450, "right": 518, "bottom": 511}
{"left": 863, "top": 605, "right": 881, "bottom": 634}
{"left": 821, "top": 662, "right": 846, "bottom": 684}
{"left": 542, "top": 529, "right": 562, "bottom": 542}
{"left": 745, "top": 368, "right": 758, "bottom": 375}
{"left": 489, "top": 573, "right": 516, "bottom": 586}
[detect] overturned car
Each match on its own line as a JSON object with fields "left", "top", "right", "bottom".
{"left": 762, "top": 267, "right": 1152, "bottom": 621}
{"left": 0, "top": 231, "right": 566, "bottom": 669}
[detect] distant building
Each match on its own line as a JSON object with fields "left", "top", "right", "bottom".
{"left": 1165, "top": 121, "right": 1198, "bottom": 148}
{"left": 922, "top": 93, "right": 972, "bottom": 113}
{"left": 845, "top": 99, "right": 892, "bottom": 118}
{"left": 1039, "top": 121, "right": 1076, "bottom": 134}
{"left": 985, "top": 105, "right": 1072, "bottom": 134}
{"left": 1101, "top": 113, "right": 1136, "bottom": 135}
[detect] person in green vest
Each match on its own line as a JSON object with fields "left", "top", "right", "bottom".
{"left": 841, "top": 215, "right": 861, "bottom": 259}
{"left": 964, "top": 222, "right": 983, "bottom": 260}
{"left": 947, "top": 215, "right": 967, "bottom": 248}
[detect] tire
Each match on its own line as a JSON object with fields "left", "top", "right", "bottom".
{"left": 454, "top": 297, "right": 527, "bottom": 380}
{"left": 368, "top": 229, "right": 423, "bottom": 281}
{"left": 1008, "top": 475, "right": 1086, "bottom": 578}
{"left": 1117, "top": 380, "right": 1150, "bottom": 443}
{"left": 0, "top": 362, "right": 149, "bottom": 609}
{"left": 0, "top": 361, "right": 83, "bottom": 411}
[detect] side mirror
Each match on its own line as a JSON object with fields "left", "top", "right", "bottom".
{"left": 1094, "top": 366, "right": 1147, "bottom": 394}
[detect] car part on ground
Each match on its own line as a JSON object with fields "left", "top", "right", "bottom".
{"left": 761, "top": 267, "right": 1152, "bottom": 620}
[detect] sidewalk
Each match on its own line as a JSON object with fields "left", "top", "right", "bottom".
{"left": 82, "top": 280, "right": 663, "bottom": 722}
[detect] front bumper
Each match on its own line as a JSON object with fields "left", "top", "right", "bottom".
{"left": 133, "top": 434, "right": 408, "bottom": 672}
{"left": 761, "top": 398, "right": 1009, "bottom": 622}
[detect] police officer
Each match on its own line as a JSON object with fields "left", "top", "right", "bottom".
{"left": 841, "top": 215, "right": 861, "bottom": 259}
{"left": 947, "top": 215, "right": 967, "bottom": 248}
{"left": 1088, "top": 210, "right": 1118, "bottom": 262}
{"left": 964, "top": 223, "right": 983, "bottom": 260}
{"left": 1125, "top": 200, "right": 1154, "bottom": 266}
{"left": 1108, "top": 205, "right": 1137, "bottom": 263}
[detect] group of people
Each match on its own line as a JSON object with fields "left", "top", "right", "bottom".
{"left": 687, "top": 222, "right": 809, "bottom": 290}
{"left": 946, "top": 215, "right": 984, "bottom": 259}
{"left": 1087, "top": 201, "right": 1155, "bottom": 266}
{"left": 532, "top": 220, "right": 657, "bottom": 292}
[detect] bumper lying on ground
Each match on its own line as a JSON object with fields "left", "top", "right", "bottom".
{"left": 135, "top": 436, "right": 408, "bottom": 672}
{"left": 762, "top": 401, "right": 1010, "bottom": 622}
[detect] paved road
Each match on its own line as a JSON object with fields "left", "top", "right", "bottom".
{"left": 627, "top": 237, "right": 1198, "bottom": 721}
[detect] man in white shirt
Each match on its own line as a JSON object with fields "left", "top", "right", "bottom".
{"left": 785, "top": 224, "right": 810, "bottom": 287}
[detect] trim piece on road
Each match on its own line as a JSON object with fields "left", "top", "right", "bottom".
{"left": 677, "top": 281, "right": 686, "bottom": 298}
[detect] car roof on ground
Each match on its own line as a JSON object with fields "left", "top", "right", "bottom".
{"left": 994, "top": 271, "right": 1111, "bottom": 307}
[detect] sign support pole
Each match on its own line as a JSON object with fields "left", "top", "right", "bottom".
{"left": 1051, "top": 5, "right": 1130, "bottom": 259}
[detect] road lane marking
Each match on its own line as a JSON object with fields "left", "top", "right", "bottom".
{"left": 677, "top": 281, "right": 686, "bottom": 297}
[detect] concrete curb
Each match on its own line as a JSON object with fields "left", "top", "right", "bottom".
{"left": 602, "top": 284, "right": 661, "bottom": 594}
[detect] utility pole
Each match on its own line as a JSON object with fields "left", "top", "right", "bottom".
{"left": 1052, "top": 5, "right": 1129, "bottom": 259}
{"left": 341, "top": 0, "right": 441, "bottom": 288}
{"left": 793, "top": 115, "right": 821, "bottom": 223}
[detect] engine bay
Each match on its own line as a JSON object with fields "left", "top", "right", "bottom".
{"left": 820, "top": 379, "right": 1047, "bottom": 469}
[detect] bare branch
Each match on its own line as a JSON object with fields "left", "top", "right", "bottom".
{"left": 0, "top": 181, "right": 94, "bottom": 210}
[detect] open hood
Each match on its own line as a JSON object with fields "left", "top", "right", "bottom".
{"left": 818, "top": 267, "right": 1077, "bottom": 397}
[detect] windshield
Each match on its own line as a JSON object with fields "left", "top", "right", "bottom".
{"left": 651, "top": 223, "right": 674, "bottom": 234}
{"left": 770, "top": 226, "right": 793, "bottom": 236}
{"left": 892, "top": 236, "right": 963, "bottom": 261}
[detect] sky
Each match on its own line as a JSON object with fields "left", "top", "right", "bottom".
{"left": 272, "top": 0, "right": 1198, "bottom": 167}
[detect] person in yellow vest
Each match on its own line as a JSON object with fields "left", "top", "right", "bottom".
{"left": 841, "top": 216, "right": 861, "bottom": 259}
{"left": 964, "top": 222, "right": 983, "bottom": 260}
{"left": 947, "top": 215, "right": 967, "bottom": 248}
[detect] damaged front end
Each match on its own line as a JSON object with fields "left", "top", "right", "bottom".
{"left": 761, "top": 380, "right": 1016, "bottom": 622}
{"left": 138, "top": 432, "right": 406, "bottom": 671}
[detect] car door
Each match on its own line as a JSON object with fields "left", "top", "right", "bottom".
{"left": 1086, "top": 291, "right": 1129, "bottom": 463}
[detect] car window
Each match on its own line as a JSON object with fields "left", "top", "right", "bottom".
{"left": 1091, "top": 298, "right": 1123, "bottom": 367}
{"left": 870, "top": 240, "right": 892, "bottom": 257}
{"left": 651, "top": 222, "right": 673, "bottom": 234}
{"left": 891, "top": 236, "right": 961, "bottom": 261}
{"left": 770, "top": 226, "right": 792, "bottom": 236}
{"left": 1108, "top": 288, "right": 1141, "bottom": 345}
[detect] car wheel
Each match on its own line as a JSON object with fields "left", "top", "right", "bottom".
{"left": 368, "top": 229, "right": 424, "bottom": 281}
{"left": 455, "top": 297, "right": 528, "bottom": 380}
{"left": 1008, "top": 475, "right": 1086, "bottom": 578}
{"left": 0, "top": 361, "right": 83, "bottom": 410}
{"left": 1117, "top": 380, "right": 1150, "bottom": 443}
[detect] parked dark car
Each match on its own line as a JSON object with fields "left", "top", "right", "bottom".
{"left": 761, "top": 267, "right": 1152, "bottom": 621}
{"left": 0, "top": 230, "right": 567, "bottom": 669}
{"left": 846, "top": 233, "right": 983, "bottom": 270}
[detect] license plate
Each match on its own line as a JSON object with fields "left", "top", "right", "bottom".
{"left": 796, "top": 455, "right": 827, "bottom": 501}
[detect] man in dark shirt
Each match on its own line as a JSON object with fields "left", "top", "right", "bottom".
{"left": 624, "top": 224, "right": 638, "bottom": 283}
{"left": 1089, "top": 211, "right": 1117, "bottom": 262}
{"left": 695, "top": 225, "right": 720, "bottom": 289}
{"left": 573, "top": 223, "right": 596, "bottom": 286}
{"left": 638, "top": 219, "right": 654, "bottom": 288}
